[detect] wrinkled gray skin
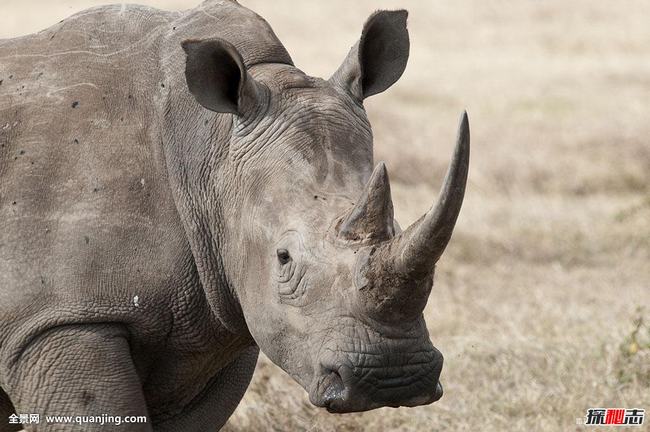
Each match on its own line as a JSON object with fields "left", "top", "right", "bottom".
{"left": 0, "top": 1, "right": 470, "bottom": 431}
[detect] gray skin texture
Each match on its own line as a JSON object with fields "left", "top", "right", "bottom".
{"left": 0, "top": 1, "right": 469, "bottom": 431}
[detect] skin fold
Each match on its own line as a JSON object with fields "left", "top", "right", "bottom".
{"left": 0, "top": 1, "right": 468, "bottom": 430}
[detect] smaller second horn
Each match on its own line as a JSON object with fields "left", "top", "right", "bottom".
{"left": 338, "top": 162, "right": 395, "bottom": 243}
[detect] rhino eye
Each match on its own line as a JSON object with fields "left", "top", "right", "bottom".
{"left": 276, "top": 249, "right": 291, "bottom": 265}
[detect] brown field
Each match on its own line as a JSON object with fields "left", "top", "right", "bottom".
{"left": 2, "top": 1, "right": 649, "bottom": 431}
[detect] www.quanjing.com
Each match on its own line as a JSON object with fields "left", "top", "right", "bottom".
{"left": 8, "top": 413, "right": 148, "bottom": 427}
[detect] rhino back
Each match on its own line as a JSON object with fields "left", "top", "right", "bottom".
{"left": 0, "top": 5, "right": 192, "bottom": 334}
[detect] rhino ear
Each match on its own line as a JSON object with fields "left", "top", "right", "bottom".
{"left": 330, "top": 10, "right": 409, "bottom": 100}
{"left": 182, "top": 38, "right": 260, "bottom": 115}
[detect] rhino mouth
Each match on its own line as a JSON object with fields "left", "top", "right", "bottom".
{"left": 309, "top": 349, "right": 444, "bottom": 413}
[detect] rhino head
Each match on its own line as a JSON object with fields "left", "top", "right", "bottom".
{"left": 181, "top": 9, "right": 469, "bottom": 413}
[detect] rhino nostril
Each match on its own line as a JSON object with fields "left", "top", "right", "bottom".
{"left": 321, "top": 368, "right": 346, "bottom": 410}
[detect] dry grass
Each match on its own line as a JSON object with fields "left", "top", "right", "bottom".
{"left": 3, "top": 1, "right": 649, "bottom": 431}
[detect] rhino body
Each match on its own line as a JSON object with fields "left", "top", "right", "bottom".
{"left": 0, "top": 1, "right": 469, "bottom": 431}
{"left": 0, "top": 2, "right": 274, "bottom": 430}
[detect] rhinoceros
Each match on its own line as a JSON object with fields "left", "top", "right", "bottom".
{"left": 0, "top": 0, "right": 469, "bottom": 430}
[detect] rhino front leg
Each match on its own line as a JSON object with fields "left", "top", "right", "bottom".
{"left": 4, "top": 324, "right": 151, "bottom": 432}
{"left": 154, "top": 346, "right": 259, "bottom": 432}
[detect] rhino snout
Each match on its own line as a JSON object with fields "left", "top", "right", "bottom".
{"left": 309, "top": 345, "right": 444, "bottom": 413}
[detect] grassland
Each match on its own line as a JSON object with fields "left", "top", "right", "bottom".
{"left": 2, "top": 1, "right": 649, "bottom": 430}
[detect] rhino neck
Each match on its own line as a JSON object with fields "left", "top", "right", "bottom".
{"left": 160, "top": 99, "right": 245, "bottom": 335}
{"left": 155, "top": 0, "right": 296, "bottom": 336}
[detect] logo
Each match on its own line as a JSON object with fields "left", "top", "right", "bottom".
{"left": 8, "top": 413, "right": 40, "bottom": 425}
{"left": 579, "top": 408, "right": 645, "bottom": 426}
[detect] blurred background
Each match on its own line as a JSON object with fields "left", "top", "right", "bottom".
{"left": 2, "top": 1, "right": 649, "bottom": 430}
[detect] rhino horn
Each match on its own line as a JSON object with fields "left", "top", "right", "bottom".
{"left": 392, "top": 111, "right": 470, "bottom": 278}
{"left": 338, "top": 162, "right": 395, "bottom": 243}
{"left": 354, "top": 113, "right": 469, "bottom": 324}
